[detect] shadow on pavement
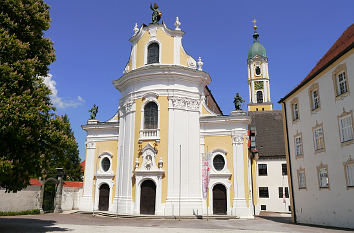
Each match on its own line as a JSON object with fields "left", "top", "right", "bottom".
{"left": 257, "top": 216, "right": 293, "bottom": 224}
{"left": 258, "top": 216, "right": 354, "bottom": 232}
{"left": 0, "top": 218, "right": 69, "bottom": 233}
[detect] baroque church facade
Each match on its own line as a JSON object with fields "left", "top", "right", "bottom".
{"left": 80, "top": 13, "right": 258, "bottom": 217}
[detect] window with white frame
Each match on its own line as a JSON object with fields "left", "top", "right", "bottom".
{"left": 345, "top": 161, "right": 354, "bottom": 187}
{"left": 292, "top": 103, "right": 299, "bottom": 121}
{"left": 144, "top": 102, "right": 158, "bottom": 129}
{"left": 295, "top": 135, "right": 303, "bottom": 156}
{"left": 147, "top": 42, "right": 159, "bottom": 64}
{"left": 339, "top": 114, "right": 353, "bottom": 143}
{"left": 312, "top": 89, "right": 320, "bottom": 110}
{"left": 101, "top": 157, "right": 111, "bottom": 172}
{"left": 337, "top": 72, "right": 348, "bottom": 96}
{"left": 297, "top": 170, "right": 306, "bottom": 189}
{"left": 318, "top": 167, "right": 329, "bottom": 188}
{"left": 313, "top": 126, "right": 325, "bottom": 151}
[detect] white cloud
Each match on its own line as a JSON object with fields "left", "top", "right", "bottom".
{"left": 77, "top": 96, "right": 85, "bottom": 102}
{"left": 43, "top": 74, "right": 84, "bottom": 109}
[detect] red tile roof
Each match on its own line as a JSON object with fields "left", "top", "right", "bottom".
{"left": 80, "top": 160, "right": 85, "bottom": 173}
{"left": 29, "top": 178, "right": 41, "bottom": 186}
{"left": 280, "top": 24, "right": 354, "bottom": 102}
{"left": 29, "top": 178, "right": 83, "bottom": 188}
{"left": 64, "top": 181, "right": 83, "bottom": 188}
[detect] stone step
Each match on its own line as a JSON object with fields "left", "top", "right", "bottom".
{"left": 74, "top": 211, "right": 239, "bottom": 220}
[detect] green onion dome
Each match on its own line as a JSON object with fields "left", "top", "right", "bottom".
{"left": 248, "top": 30, "right": 267, "bottom": 59}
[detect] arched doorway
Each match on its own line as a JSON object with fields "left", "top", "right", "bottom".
{"left": 140, "top": 180, "right": 156, "bottom": 215}
{"left": 213, "top": 184, "right": 227, "bottom": 215}
{"left": 42, "top": 180, "right": 57, "bottom": 212}
{"left": 98, "top": 184, "right": 110, "bottom": 211}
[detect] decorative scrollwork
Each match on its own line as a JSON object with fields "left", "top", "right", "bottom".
{"left": 169, "top": 96, "right": 200, "bottom": 111}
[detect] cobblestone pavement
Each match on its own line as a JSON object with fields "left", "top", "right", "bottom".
{"left": 0, "top": 213, "right": 351, "bottom": 233}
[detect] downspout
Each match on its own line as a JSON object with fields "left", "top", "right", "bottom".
{"left": 282, "top": 102, "right": 297, "bottom": 223}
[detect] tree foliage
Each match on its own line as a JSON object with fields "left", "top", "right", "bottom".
{"left": 0, "top": 0, "right": 81, "bottom": 192}
{"left": 42, "top": 115, "right": 82, "bottom": 181}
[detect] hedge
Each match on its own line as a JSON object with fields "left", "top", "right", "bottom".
{"left": 0, "top": 209, "right": 40, "bottom": 216}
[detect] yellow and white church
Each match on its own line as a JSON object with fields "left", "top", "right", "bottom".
{"left": 79, "top": 11, "right": 272, "bottom": 217}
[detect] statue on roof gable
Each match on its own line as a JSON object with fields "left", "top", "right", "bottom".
{"left": 150, "top": 3, "right": 162, "bottom": 24}
{"left": 233, "top": 93, "right": 245, "bottom": 110}
{"left": 89, "top": 104, "right": 98, "bottom": 120}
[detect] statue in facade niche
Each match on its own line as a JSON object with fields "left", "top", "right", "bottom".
{"left": 150, "top": 3, "right": 162, "bottom": 24}
{"left": 89, "top": 104, "right": 98, "bottom": 120}
{"left": 233, "top": 93, "right": 245, "bottom": 110}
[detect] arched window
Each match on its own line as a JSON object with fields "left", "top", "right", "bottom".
{"left": 257, "top": 91, "right": 263, "bottom": 103}
{"left": 147, "top": 43, "right": 159, "bottom": 64}
{"left": 144, "top": 102, "right": 158, "bottom": 129}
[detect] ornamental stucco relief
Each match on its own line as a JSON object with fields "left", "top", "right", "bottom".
{"left": 169, "top": 96, "right": 200, "bottom": 111}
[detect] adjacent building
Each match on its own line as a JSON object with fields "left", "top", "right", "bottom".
{"left": 247, "top": 22, "right": 290, "bottom": 214}
{"left": 280, "top": 24, "right": 354, "bottom": 228}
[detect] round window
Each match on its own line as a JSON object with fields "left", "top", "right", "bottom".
{"left": 255, "top": 66, "right": 261, "bottom": 75}
{"left": 101, "top": 157, "right": 110, "bottom": 172}
{"left": 213, "top": 154, "right": 225, "bottom": 171}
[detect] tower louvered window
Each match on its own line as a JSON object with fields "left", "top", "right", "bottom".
{"left": 144, "top": 102, "right": 158, "bottom": 129}
{"left": 147, "top": 43, "right": 159, "bottom": 64}
{"left": 256, "top": 91, "right": 263, "bottom": 103}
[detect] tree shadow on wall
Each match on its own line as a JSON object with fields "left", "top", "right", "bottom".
{"left": 0, "top": 218, "right": 69, "bottom": 233}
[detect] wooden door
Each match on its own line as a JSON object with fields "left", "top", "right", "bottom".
{"left": 213, "top": 184, "right": 227, "bottom": 215}
{"left": 140, "top": 180, "right": 156, "bottom": 215}
{"left": 98, "top": 184, "right": 110, "bottom": 211}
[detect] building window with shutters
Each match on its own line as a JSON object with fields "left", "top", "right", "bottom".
{"left": 317, "top": 164, "right": 329, "bottom": 189}
{"left": 297, "top": 169, "right": 306, "bottom": 189}
{"left": 338, "top": 110, "right": 354, "bottom": 145}
{"left": 259, "top": 187, "right": 269, "bottom": 198}
{"left": 294, "top": 133, "right": 303, "bottom": 158}
{"left": 332, "top": 63, "right": 350, "bottom": 100}
{"left": 312, "top": 122, "right": 325, "bottom": 153}
{"left": 278, "top": 187, "right": 289, "bottom": 198}
{"left": 290, "top": 98, "right": 300, "bottom": 122}
{"left": 258, "top": 164, "right": 267, "bottom": 176}
{"left": 344, "top": 158, "right": 354, "bottom": 188}
{"left": 147, "top": 42, "right": 159, "bottom": 64}
{"left": 282, "top": 163, "right": 287, "bottom": 176}
{"left": 308, "top": 83, "right": 320, "bottom": 113}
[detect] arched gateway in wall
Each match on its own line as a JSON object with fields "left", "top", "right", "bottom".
{"left": 140, "top": 180, "right": 156, "bottom": 215}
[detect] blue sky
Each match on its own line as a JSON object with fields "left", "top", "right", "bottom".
{"left": 44, "top": 0, "right": 354, "bottom": 161}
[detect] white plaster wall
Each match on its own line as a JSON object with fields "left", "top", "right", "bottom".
{"left": 285, "top": 52, "right": 354, "bottom": 229}
{"left": 61, "top": 187, "right": 82, "bottom": 211}
{"left": 0, "top": 186, "right": 40, "bottom": 212}
{"left": 255, "top": 158, "right": 290, "bottom": 214}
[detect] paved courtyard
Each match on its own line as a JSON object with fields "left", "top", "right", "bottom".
{"left": 0, "top": 212, "right": 351, "bottom": 233}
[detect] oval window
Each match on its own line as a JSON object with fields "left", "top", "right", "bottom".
{"left": 213, "top": 154, "right": 225, "bottom": 171}
{"left": 255, "top": 66, "right": 261, "bottom": 75}
{"left": 101, "top": 157, "right": 110, "bottom": 172}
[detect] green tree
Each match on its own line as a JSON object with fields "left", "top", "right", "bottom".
{"left": 42, "top": 114, "right": 82, "bottom": 181}
{"left": 0, "top": 1, "right": 81, "bottom": 192}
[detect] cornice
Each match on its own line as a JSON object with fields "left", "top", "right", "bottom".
{"left": 113, "top": 65, "right": 211, "bottom": 92}
{"left": 82, "top": 122, "right": 119, "bottom": 131}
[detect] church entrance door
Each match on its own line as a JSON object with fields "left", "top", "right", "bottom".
{"left": 213, "top": 184, "right": 227, "bottom": 215}
{"left": 98, "top": 184, "right": 110, "bottom": 211}
{"left": 140, "top": 180, "right": 156, "bottom": 215}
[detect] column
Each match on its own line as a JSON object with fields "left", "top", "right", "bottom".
{"left": 232, "top": 131, "right": 253, "bottom": 218}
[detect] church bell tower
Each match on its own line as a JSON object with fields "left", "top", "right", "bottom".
{"left": 247, "top": 20, "right": 272, "bottom": 111}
